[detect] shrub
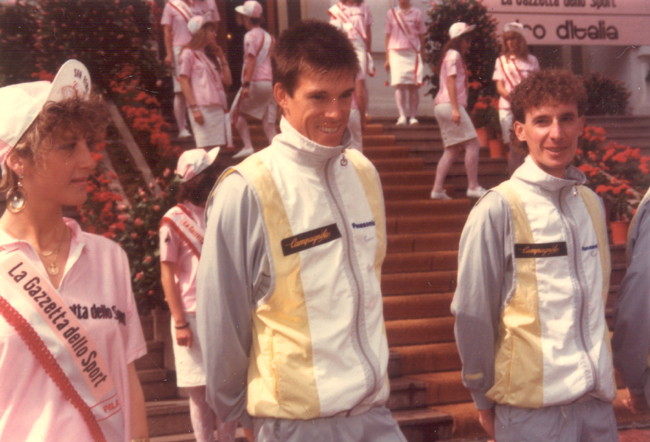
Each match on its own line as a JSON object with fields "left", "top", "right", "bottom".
{"left": 470, "top": 96, "right": 500, "bottom": 135}
{"left": 424, "top": 0, "right": 499, "bottom": 109}
{"left": 0, "top": 1, "right": 40, "bottom": 86}
{"left": 583, "top": 73, "right": 630, "bottom": 116}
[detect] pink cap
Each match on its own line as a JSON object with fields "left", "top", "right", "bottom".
{"left": 449, "top": 22, "right": 476, "bottom": 40}
{"left": 188, "top": 11, "right": 216, "bottom": 35}
{"left": 0, "top": 60, "right": 91, "bottom": 164}
{"left": 504, "top": 22, "right": 525, "bottom": 36}
{"left": 235, "top": 1, "right": 263, "bottom": 18}
{"left": 176, "top": 147, "right": 220, "bottom": 182}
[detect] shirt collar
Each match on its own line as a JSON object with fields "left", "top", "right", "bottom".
{"left": 274, "top": 117, "right": 352, "bottom": 164}
{"left": 512, "top": 155, "right": 586, "bottom": 192}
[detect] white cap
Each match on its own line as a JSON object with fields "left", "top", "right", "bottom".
{"left": 504, "top": 22, "right": 525, "bottom": 36}
{"left": 0, "top": 59, "right": 91, "bottom": 164}
{"left": 235, "top": 1, "right": 263, "bottom": 18}
{"left": 188, "top": 12, "right": 216, "bottom": 35}
{"left": 449, "top": 22, "right": 476, "bottom": 40}
{"left": 176, "top": 147, "right": 220, "bottom": 182}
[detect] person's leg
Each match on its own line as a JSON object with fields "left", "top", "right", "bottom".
{"left": 188, "top": 386, "right": 215, "bottom": 442}
{"left": 174, "top": 92, "right": 188, "bottom": 136}
{"left": 362, "top": 406, "right": 407, "bottom": 442}
{"left": 235, "top": 117, "right": 253, "bottom": 150}
{"left": 432, "top": 144, "right": 461, "bottom": 194}
{"left": 216, "top": 416, "right": 238, "bottom": 442}
{"left": 463, "top": 137, "right": 481, "bottom": 191}
{"left": 262, "top": 105, "right": 277, "bottom": 145}
{"left": 408, "top": 85, "right": 419, "bottom": 123}
{"left": 494, "top": 403, "right": 578, "bottom": 442}
{"left": 394, "top": 85, "right": 408, "bottom": 124}
{"left": 578, "top": 400, "right": 618, "bottom": 442}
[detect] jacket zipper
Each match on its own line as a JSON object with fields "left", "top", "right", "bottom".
{"left": 324, "top": 155, "right": 378, "bottom": 415}
{"left": 558, "top": 186, "right": 598, "bottom": 392}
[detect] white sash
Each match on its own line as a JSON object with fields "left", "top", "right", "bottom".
{"left": 498, "top": 55, "right": 525, "bottom": 89}
{"left": 0, "top": 250, "right": 124, "bottom": 441}
{"left": 391, "top": 7, "right": 423, "bottom": 85}
{"left": 193, "top": 50, "right": 233, "bottom": 147}
{"left": 169, "top": 0, "right": 193, "bottom": 23}
{"left": 160, "top": 204, "right": 204, "bottom": 258}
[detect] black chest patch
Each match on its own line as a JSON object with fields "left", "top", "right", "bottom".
{"left": 515, "top": 242, "right": 568, "bottom": 258}
{"left": 281, "top": 223, "right": 342, "bottom": 256}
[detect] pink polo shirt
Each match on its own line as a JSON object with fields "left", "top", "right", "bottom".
{"left": 492, "top": 54, "right": 540, "bottom": 110}
{"left": 434, "top": 49, "right": 469, "bottom": 107}
{"left": 161, "top": 0, "right": 220, "bottom": 48}
{"left": 0, "top": 218, "right": 147, "bottom": 441}
{"left": 244, "top": 27, "right": 273, "bottom": 82}
{"left": 329, "top": 3, "right": 373, "bottom": 43}
{"left": 179, "top": 49, "right": 226, "bottom": 107}
{"left": 159, "top": 203, "right": 205, "bottom": 314}
{"left": 385, "top": 7, "right": 426, "bottom": 51}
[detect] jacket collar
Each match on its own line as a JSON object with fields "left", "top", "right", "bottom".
{"left": 274, "top": 117, "right": 352, "bottom": 165}
{"left": 512, "top": 155, "right": 586, "bottom": 193}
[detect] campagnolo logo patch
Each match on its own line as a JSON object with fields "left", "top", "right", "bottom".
{"left": 281, "top": 223, "right": 342, "bottom": 256}
{"left": 515, "top": 242, "right": 568, "bottom": 258}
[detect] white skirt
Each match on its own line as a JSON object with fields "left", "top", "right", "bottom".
{"left": 434, "top": 103, "right": 478, "bottom": 147}
{"left": 172, "top": 46, "right": 182, "bottom": 93}
{"left": 348, "top": 108, "right": 362, "bottom": 152}
{"left": 499, "top": 109, "right": 514, "bottom": 144}
{"left": 238, "top": 80, "right": 277, "bottom": 122}
{"left": 188, "top": 104, "right": 226, "bottom": 148}
{"left": 171, "top": 314, "right": 206, "bottom": 387}
{"left": 389, "top": 48, "right": 418, "bottom": 86}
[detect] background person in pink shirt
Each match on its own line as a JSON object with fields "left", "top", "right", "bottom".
{"left": 232, "top": 0, "right": 277, "bottom": 160}
{"left": 430, "top": 22, "right": 486, "bottom": 200}
{"left": 384, "top": 0, "right": 426, "bottom": 126}
{"left": 162, "top": 0, "right": 220, "bottom": 139}
{"left": 179, "top": 14, "right": 232, "bottom": 149}
{"left": 0, "top": 60, "right": 148, "bottom": 441}
{"left": 160, "top": 148, "right": 240, "bottom": 442}
{"left": 493, "top": 22, "right": 540, "bottom": 176}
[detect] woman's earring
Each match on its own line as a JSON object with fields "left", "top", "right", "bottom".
{"left": 6, "top": 174, "right": 26, "bottom": 214}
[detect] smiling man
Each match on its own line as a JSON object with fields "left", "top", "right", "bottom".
{"left": 452, "top": 69, "right": 617, "bottom": 442}
{"left": 196, "top": 20, "right": 406, "bottom": 442}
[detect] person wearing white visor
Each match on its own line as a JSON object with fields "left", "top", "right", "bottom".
{"left": 0, "top": 60, "right": 149, "bottom": 441}
{"left": 430, "top": 22, "right": 487, "bottom": 200}
{"left": 231, "top": 0, "right": 277, "bottom": 160}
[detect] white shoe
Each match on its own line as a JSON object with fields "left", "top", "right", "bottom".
{"left": 396, "top": 116, "right": 407, "bottom": 126}
{"left": 178, "top": 129, "right": 191, "bottom": 138}
{"left": 409, "top": 117, "right": 419, "bottom": 125}
{"left": 233, "top": 146, "right": 255, "bottom": 159}
{"left": 430, "top": 189, "right": 452, "bottom": 200}
{"left": 466, "top": 186, "right": 487, "bottom": 198}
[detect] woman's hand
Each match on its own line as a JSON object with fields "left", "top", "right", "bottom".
{"left": 452, "top": 108, "right": 461, "bottom": 124}
{"left": 624, "top": 388, "right": 650, "bottom": 413}
{"left": 175, "top": 326, "right": 194, "bottom": 347}
{"left": 477, "top": 408, "right": 496, "bottom": 440}
{"left": 192, "top": 108, "right": 204, "bottom": 125}
{"left": 384, "top": 58, "right": 390, "bottom": 72}
{"left": 164, "top": 54, "right": 173, "bottom": 68}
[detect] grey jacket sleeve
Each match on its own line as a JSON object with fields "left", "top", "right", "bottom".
{"left": 612, "top": 200, "right": 650, "bottom": 403}
{"left": 451, "top": 191, "right": 513, "bottom": 410}
{"left": 196, "top": 172, "right": 270, "bottom": 424}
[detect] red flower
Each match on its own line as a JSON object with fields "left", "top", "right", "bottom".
{"left": 135, "top": 218, "right": 143, "bottom": 226}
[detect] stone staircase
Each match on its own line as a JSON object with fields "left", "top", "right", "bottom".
{"left": 133, "top": 117, "right": 650, "bottom": 441}
{"left": 585, "top": 115, "right": 650, "bottom": 156}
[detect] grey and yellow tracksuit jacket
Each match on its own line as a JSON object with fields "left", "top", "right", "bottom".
{"left": 196, "top": 118, "right": 390, "bottom": 423}
{"left": 613, "top": 188, "right": 650, "bottom": 408}
{"left": 452, "top": 156, "right": 616, "bottom": 411}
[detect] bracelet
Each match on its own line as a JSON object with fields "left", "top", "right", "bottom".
{"left": 175, "top": 322, "right": 190, "bottom": 329}
{"left": 242, "top": 82, "right": 251, "bottom": 88}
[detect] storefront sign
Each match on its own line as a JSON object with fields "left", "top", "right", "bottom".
{"left": 481, "top": 0, "right": 650, "bottom": 45}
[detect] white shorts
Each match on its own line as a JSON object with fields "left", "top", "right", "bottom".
{"left": 389, "top": 49, "right": 418, "bottom": 86}
{"left": 499, "top": 108, "right": 514, "bottom": 144}
{"left": 434, "top": 103, "right": 478, "bottom": 147}
{"left": 348, "top": 108, "right": 362, "bottom": 152}
{"left": 239, "top": 80, "right": 277, "bottom": 123}
{"left": 172, "top": 46, "right": 182, "bottom": 93}
{"left": 188, "top": 104, "right": 226, "bottom": 148}
{"left": 171, "top": 314, "right": 206, "bottom": 387}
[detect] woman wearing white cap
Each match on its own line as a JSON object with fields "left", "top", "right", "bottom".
{"left": 159, "top": 148, "right": 238, "bottom": 442}
{"left": 0, "top": 60, "right": 148, "bottom": 441}
{"left": 231, "top": 0, "right": 277, "bottom": 160}
{"left": 430, "top": 22, "right": 486, "bottom": 200}
{"left": 493, "top": 22, "right": 540, "bottom": 175}
{"left": 384, "top": 0, "right": 427, "bottom": 126}
{"left": 179, "top": 14, "right": 233, "bottom": 150}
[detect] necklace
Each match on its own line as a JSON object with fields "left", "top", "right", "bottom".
{"left": 1, "top": 223, "right": 67, "bottom": 276}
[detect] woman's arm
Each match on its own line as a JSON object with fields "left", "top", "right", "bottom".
{"left": 446, "top": 74, "right": 460, "bottom": 124}
{"left": 215, "top": 45, "right": 233, "bottom": 88}
{"left": 179, "top": 75, "right": 204, "bottom": 125}
{"left": 161, "top": 261, "right": 193, "bottom": 347}
{"left": 384, "top": 33, "right": 391, "bottom": 71}
{"left": 163, "top": 25, "right": 174, "bottom": 67}
{"left": 128, "top": 361, "right": 149, "bottom": 439}
{"left": 496, "top": 79, "right": 510, "bottom": 102}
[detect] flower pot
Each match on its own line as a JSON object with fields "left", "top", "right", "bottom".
{"left": 610, "top": 220, "right": 630, "bottom": 245}
{"left": 476, "top": 126, "right": 490, "bottom": 148}
{"left": 489, "top": 138, "right": 505, "bottom": 159}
